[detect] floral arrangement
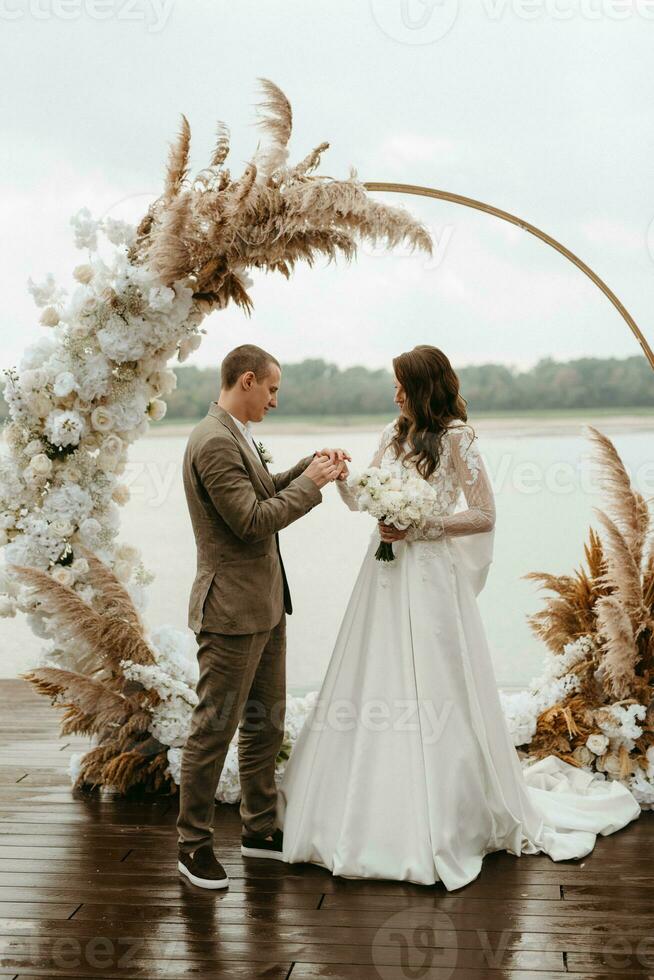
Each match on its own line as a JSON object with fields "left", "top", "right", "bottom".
{"left": 501, "top": 425, "right": 654, "bottom": 807}
{"left": 0, "top": 79, "right": 432, "bottom": 796}
{"left": 349, "top": 463, "right": 439, "bottom": 561}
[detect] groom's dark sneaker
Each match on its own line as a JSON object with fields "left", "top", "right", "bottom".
{"left": 241, "top": 827, "right": 284, "bottom": 860}
{"left": 178, "top": 844, "right": 229, "bottom": 889}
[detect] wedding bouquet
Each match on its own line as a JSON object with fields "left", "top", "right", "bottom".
{"left": 349, "top": 465, "right": 439, "bottom": 561}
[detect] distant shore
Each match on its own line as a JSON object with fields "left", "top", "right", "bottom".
{"left": 148, "top": 408, "right": 654, "bottom": 439}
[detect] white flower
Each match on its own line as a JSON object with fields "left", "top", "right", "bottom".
{"left": 91, "top": 406, "right": 114, "bottom": 432}
{"left": 71, "top": 207, "right": 100, "bottom": 251}
{"left": 178, "top": 334, "right": 202, "bottom": 362}
{"left": 51, "top": 566, "right": 75, "bottom": 588}
{"left": 39, "top": 306, "right": 60, "bottom": 328}
{"left": 27, "top": 391, "right": 53, "bottom": 418}
{"left": 112, "top": 560, "right": 133, "bottom": 583}
{"left": 97, "top": 314, "right": 147, "bottom": 363}
{"left": 72, "top": 263, "right": 94, "bottom": 284}
{"left": 53, "top": 372, "right": 77, "bottom": 398}
{"left": 112, "top": 484, "right": 130, "bottom": 506}
{"left": 21, "top": 368, "right": 49, "bottom": 392}
{"left": 148, "top": 285, "right": 176, "bottom": 311}
{"left": 78, "top": 517, "right": 102, "bottom": 543}
{"left": 572, "top": 745, "right": 594, "bottom": 767}
{"left": 20, "top": 336, "right": 58, "bottom": 371}
{"left": 147, "top": 399, "right": 167, "bottom": 422}
{"left": 49, "top": 519, "right": 75, "bottom": 539}
{"left": 27, "top": 273, "right": 65, "bottom": 309}
{"left": 257, "top": 441, "right": 274, "bottom": 464}
{"left": 586, "top": 733, "right": 609, "bottom": 755}
{"left": 23, "top": 439, "right": 45, "bottom": 458}
{"left": 103, "top": 217, "right": 136, "bottom": 247}
{"left": 0, "top": 596, "right": 17, "bottom": 618}
{"left": 71, "top": 557, "right": 89, "bottom": 576}
{"left": 44, "top": 409, "right": 85, "bottom": 448}
{"left": 116, "top": 543, "right": 139, "bottom": 565}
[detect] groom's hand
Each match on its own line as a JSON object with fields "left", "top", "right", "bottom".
{"left": 316, "top": 447, "right": 351, "bottom": 481}
{"left": 304, "top": 455, "right": 344, "bottom": 489}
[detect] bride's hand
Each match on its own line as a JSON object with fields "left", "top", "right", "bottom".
{"left": 378, "top": 522, "right": 408, "bottom": 542}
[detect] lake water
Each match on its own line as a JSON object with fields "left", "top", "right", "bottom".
{"left": 2, "top": 420, "right": 653, "bottom": 692}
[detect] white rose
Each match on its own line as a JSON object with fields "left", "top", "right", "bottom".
{"left": 51, "top": 566, "right": 75, "bottom": 588}
{"left": 112, "top": 484, "right": 130, "bottom": 506}
{"left": 40, "top": 306, "right": 60, "bottom": 327}
{"left": 116, "top": 543, "right": 139, "bottom": 564}
{"left": 30, "top": 453, "right": 53, "bottom": 477}
{"left": 101, "top": 434, "right": 124, "bottom": 457}
{"left": 572, "top": 745, "right": 594, "bottom": 767}
{"left": 597, "top": 751, "right": 626, "bottom": 778}
{"left": 73, "top": 264, "right": 94, "bottom": 284}
{"left": 71, "top": 557, "right": 89, "bottom": 576}
{"left": 53, "top": 372, "right": 77, "bottom": 398}
{"left": 91, "top": 406, "right": 114, "bottom": 432}
{"left": 113, "top": 560, "right": 133, "bottom": 582}
{"left": 74, "top": 397, "right": 93, "bottom": 413}
{"left": 148, "top": 399, "right": 167, "bottom": 421}
{"left": 586, "top": 733, "right": 610, "bottom": 755}
{"left": 78, "top": 517, "right": 101, "bottom": 542}
{"left": 50, "top": 519, "right": 74, "bottom": 538}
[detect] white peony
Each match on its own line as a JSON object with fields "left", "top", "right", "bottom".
{"left": 44, "top": 409, "right": 85, "bottom": 447}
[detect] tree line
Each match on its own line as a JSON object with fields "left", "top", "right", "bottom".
{"left": 1, "top": 356, "right": 651, "bottom": 422}
{"left": 160, "top": 355, "right": 654, "bottom": 417}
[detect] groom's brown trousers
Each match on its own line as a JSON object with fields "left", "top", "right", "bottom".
{"left": 176, "top": 614, "right": 287, "bottom": 854}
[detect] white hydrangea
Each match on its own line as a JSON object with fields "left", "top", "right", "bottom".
{"left": 70, "top": 207, "right": 100, "bottom": 251}
{"left": 27, "top": 272, "right": 66, "bottom": 309}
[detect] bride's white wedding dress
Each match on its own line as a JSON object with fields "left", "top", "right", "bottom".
{"left": 277, "top": 419, "right": 641, "bottom": 891}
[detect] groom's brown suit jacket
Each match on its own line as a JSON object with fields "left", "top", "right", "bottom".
{"left": 183, "top": 402, "right": 322, "bottom": 635}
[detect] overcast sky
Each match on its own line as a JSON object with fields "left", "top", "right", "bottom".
{"left": 2, "top": 0, "right": 653, "bottom": 375}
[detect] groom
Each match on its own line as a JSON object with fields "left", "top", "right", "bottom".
{"left": 177, "top": 343, "right": 349, "bottom": 889}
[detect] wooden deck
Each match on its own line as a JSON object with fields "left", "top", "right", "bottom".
{"left": 1, "top": 678, "right": 654, "bottom": 979}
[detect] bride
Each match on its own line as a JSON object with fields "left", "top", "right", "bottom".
{"left": 277, "top": 344, "right": 641, "bottom": 891}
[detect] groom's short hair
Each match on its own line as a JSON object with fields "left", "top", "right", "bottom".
{"left": 220, "top": 344, "right": 281, "bottom": 390}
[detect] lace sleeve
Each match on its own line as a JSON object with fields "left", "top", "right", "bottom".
{"left": 407, "top": 424, "right": 496, "bottom": 540}
{"left": 335, "top": 420, "right": 397, "bottom": 511}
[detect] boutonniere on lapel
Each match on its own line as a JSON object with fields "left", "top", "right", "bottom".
{"left": 257, "top": 441, "right": 274, "bottom": 465}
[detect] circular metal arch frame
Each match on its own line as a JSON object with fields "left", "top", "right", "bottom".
{"left": 364, "top": 181, "right": 654, "bottom": 372}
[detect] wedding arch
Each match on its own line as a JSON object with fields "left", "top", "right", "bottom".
{"left": 1, "top": 80, "right": 652, "bottom": 806}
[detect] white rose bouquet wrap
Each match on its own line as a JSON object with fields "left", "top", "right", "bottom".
{"left": 348, "top": 464, "right": 439, "bottom": 561}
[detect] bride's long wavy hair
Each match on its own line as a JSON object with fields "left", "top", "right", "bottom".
{"left": 390, "top": 345, "right": 471, "bottom": 480}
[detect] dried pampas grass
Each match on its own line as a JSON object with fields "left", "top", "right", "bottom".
{"left": 128, "top": 78, "right": 433, "bottom": 316}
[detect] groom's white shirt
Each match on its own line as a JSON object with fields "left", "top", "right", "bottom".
{"left": 228, "top": 412, "right": 260, "bottom": 460}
